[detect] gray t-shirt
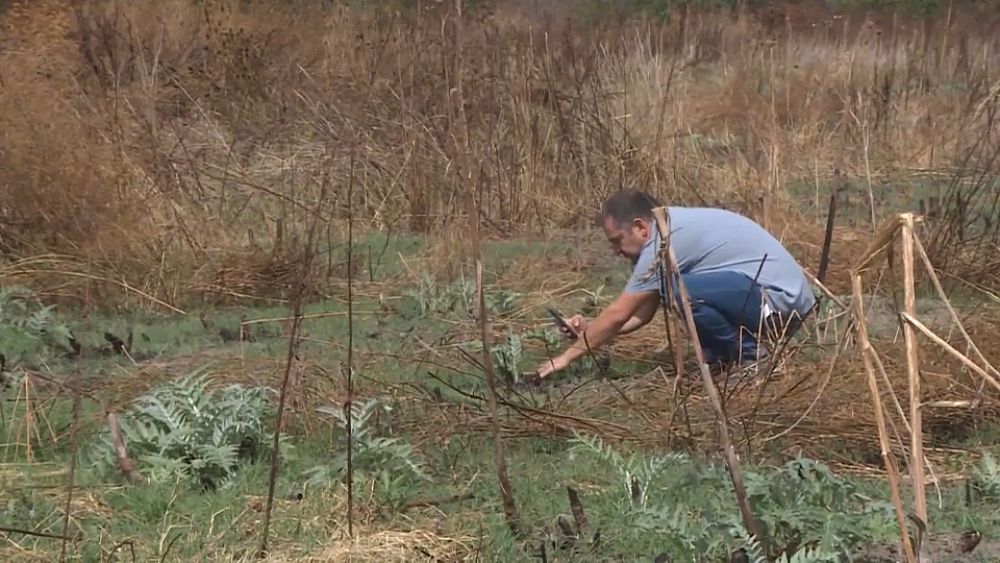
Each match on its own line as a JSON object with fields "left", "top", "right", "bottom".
{"left": 624, "top": 207, "right": 816, "bottom": 317}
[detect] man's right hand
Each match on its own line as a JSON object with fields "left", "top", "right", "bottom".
{"left": 561, "top": 315, "right": 587, "bottom": 339}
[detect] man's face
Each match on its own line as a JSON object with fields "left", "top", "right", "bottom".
{"left": 602, "top": 215, "right": 650, "bottom": 264}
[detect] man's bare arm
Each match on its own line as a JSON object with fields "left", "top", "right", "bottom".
{"left": 617, "top": 291, "right": 660, "bottom": 335}
{"left": 563, "top": 292, "right": 659, "bottom": 337}
{"left": 548, "top": 293, "right": 655, "bottom": 363}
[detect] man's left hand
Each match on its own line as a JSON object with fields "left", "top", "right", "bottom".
{"left": 534, "top": 355, "right": 571, "bottom": 379}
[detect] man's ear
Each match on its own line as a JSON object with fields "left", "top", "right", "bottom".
{"left": 633, "top": 217, "right": 651, "bottom": 239}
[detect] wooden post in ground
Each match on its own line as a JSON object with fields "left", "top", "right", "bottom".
{"left": 900, "top": 213, "right": 928, "bottom": 529}
{"left": 852, "top": 274, "right": 917, "bottom": 563}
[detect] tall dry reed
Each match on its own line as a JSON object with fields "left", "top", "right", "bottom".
{"left": 1, "top": 0, "right": 998, "bottom": 306}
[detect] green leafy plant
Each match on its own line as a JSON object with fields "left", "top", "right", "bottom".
{"left": 305, "top": 397, "right": 428, "bottom": 509}
{"left": 580, "top": 284, "right": 607, "bottom": 315}
{"left": 463, "top": 327, "right": 526, "bottom": 386}
{"left": 570, "top": 430, "right": 685, "bottom": 509}
{"left": 971, "top": 451, "right": 1000, "bottom": 500}
{"left": 524, "top": 326, "right": 562, "bottom": 350}
{"left": 0, "top": 285, "right": 74, "bottom": 365}
{"left": 567, "top": 433, "right": 895, "bottom": 561}
{"left": 491, "top": 327, "right": 524, "bottom": 385}
{"left": 731, "top": 525, "right": 838, "bottom": 563}
{"left": 485, "top": 289, "right": 521, "bottom": 315}
{"left": 87, "top": 370, "right": 277, "bottom": 491}
{"left": 406, "top": 275, "right": 523, "bottom": 319}
{"left": 406, "top": 274, "right": 475, "bottom": 317}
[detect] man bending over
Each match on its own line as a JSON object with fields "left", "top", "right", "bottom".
{"left": 534, "top": 190, "right": 816, "bottom": 379}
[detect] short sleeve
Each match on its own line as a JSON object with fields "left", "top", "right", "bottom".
{"left": 624, "top": 241, "right": 662, "bottom": 294}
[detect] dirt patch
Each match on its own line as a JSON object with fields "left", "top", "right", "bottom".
{"left": 854, "top": 531, "right": 1000, "bottom": 562}
{"left": 293, "top": 530, "right": 475, "bottom": 562}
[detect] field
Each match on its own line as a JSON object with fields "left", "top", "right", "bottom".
{"left": 3, "top": 0, "right": 1000, "bottom": 561}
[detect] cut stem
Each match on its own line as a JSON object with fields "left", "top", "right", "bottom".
{"left": 852, "top": 275, "right": 917, "bottom": 563}
{"left": 900, "top": 215, "right": 928, "bottom": 528}
{"left": 652, "top": 207, "right": 759, "bottom": 540}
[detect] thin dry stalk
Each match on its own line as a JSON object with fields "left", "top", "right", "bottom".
{"left": 763, "top": 316, "right": 854, "bottom": 443}
{"left": 240, "top": 310, "right": 373, "bottom": 328}
{"left": 852, "top": 274, "right": 916, "bottom": 563}
{"left": 817, "top": 192, "right": 837, "bottom": 284}
{"left": 258, "top": 270, "right": 306, "bottom": 557}
{"left": 655, "top": 201, "right": 690, "bottom": 447}
{"left": 912, "top": 232, "right": 999, "bottom": 378}
{"left": 855, "top": 217, "right": 904, "bottom": 273}
{"left": 456, "top": 0, "right": 519, "bottom": 538}
{"left": 651, "top": 207, "right": 758, "bottom": 540}
{"left": 59, "top": 393, "right": 80, "bottom": 562}
{"left": 9, "top": 375, "right": 36, "bottom": 462}
{"left": 0, "top": 267, "right": 186, "bottom": 315}
{"left": 901, "top": 312, "right": 1000, "bottom": 392}
{"left": 476, "top": 253, "right": 522, "bottom": 536}
{"left": 900, "top": 215, "right": 928, "bottom": 527}
{"left": 346, "top": 154, "right": 356, "bottom": 538}
{"left": 106, "top": 411, "right": 145, "bottom": 485}
{"left": 258, "top": 178, "right": 329, "bottom": 558}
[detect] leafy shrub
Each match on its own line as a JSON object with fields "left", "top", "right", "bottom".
{"left": 971, "top": 451, "right": 1000, "bottom": 500}
{"left": 0, "top": 284, "right": 74, "bottom": 366}
{"left": 87, "top": 370, "right": 277, "bottom": 491}
{"left": 406, "top": 274, "right": 474, "bottom": 317}
{"left": 305, "top": 397, "right": 428, "bottom": 509}
{"left": 405, "top": 276, "right": 523, "bottom": 319}
{"left": 569, "top": 432, "right": 895, "bottom": 561}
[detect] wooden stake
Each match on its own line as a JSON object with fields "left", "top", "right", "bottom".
{"left": 651, "top": 207, "right": 759, "bottom": 541}
{"left": 900, "top": 214, "right": 928, "bottom": 528}
{"left": 853, "top": 275, "right": 917, "bottom": 563}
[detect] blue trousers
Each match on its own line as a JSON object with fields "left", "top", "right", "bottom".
{"left": 668, "top": 271, "right": 775, "bottom": 365}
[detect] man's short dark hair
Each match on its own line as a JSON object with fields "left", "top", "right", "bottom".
{"left": 599, "top": 189, "right": 662, "bottom": 228}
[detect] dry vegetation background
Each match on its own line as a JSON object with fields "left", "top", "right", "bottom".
{"left": 1, "top": 0, "right": 999, "bottom": 308}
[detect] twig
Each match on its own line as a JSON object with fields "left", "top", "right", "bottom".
{"left": 901, "top": 313, "right": 1000, "bottom": 392}
{"left": 801, "top": 268, "right": 849, "bottom": 311}
{"left": 451, "top": 0, "right": 520, "bottom": 538}
{"left": 257, "top": 255, "right": 306, "bottom": 558}
{"left": 240, "top": 310, "right": 375, "bottom": 327}
{"left": 257, "top": 169, "right": 328, "bottom": 558}
{"left": 346, "top": 152, "right": 356, "bottom": 538}
{"left": 763, "top": 316, "right": 853, "bottom": 442}
{"left": 567, "top": 486, "right": 589, "bottom": 533}
{"left": 651, "top": 207, "right": 759, "bottom": 540}
{"left": 0, "top": 525, "right": 67, "bottom": 540}
{"left": 424, "top": 372, "right": 632, "bottom": 436}
{"left": 475, "top": 243, "right": 522, "bottom": 536}
{"left": 106, "top": 539, "right": 137, "bottom": 562}
{"left": 59, "top": 394, "right": 81, "bottom": 562}
{"left": 912, "top": 232, "right": 999, "bottom": 377}
{"left": 159, "top": 531, "right": 183, "bottom": 563}
{"left": 580, "top": 331, "right": 639, "bottom": 414}
{"left": 106, "top": 412, "right": 145, "bottom": 485}
{"left": 653, "top": 206, "right": 689, "bottom": 446}
{"left": 817, "top": 192, "right": 837, "bottom": 283}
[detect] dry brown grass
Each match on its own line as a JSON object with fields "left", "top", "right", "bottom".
{"left": 1, "top": 0, "right": 999, "bottom": 307}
